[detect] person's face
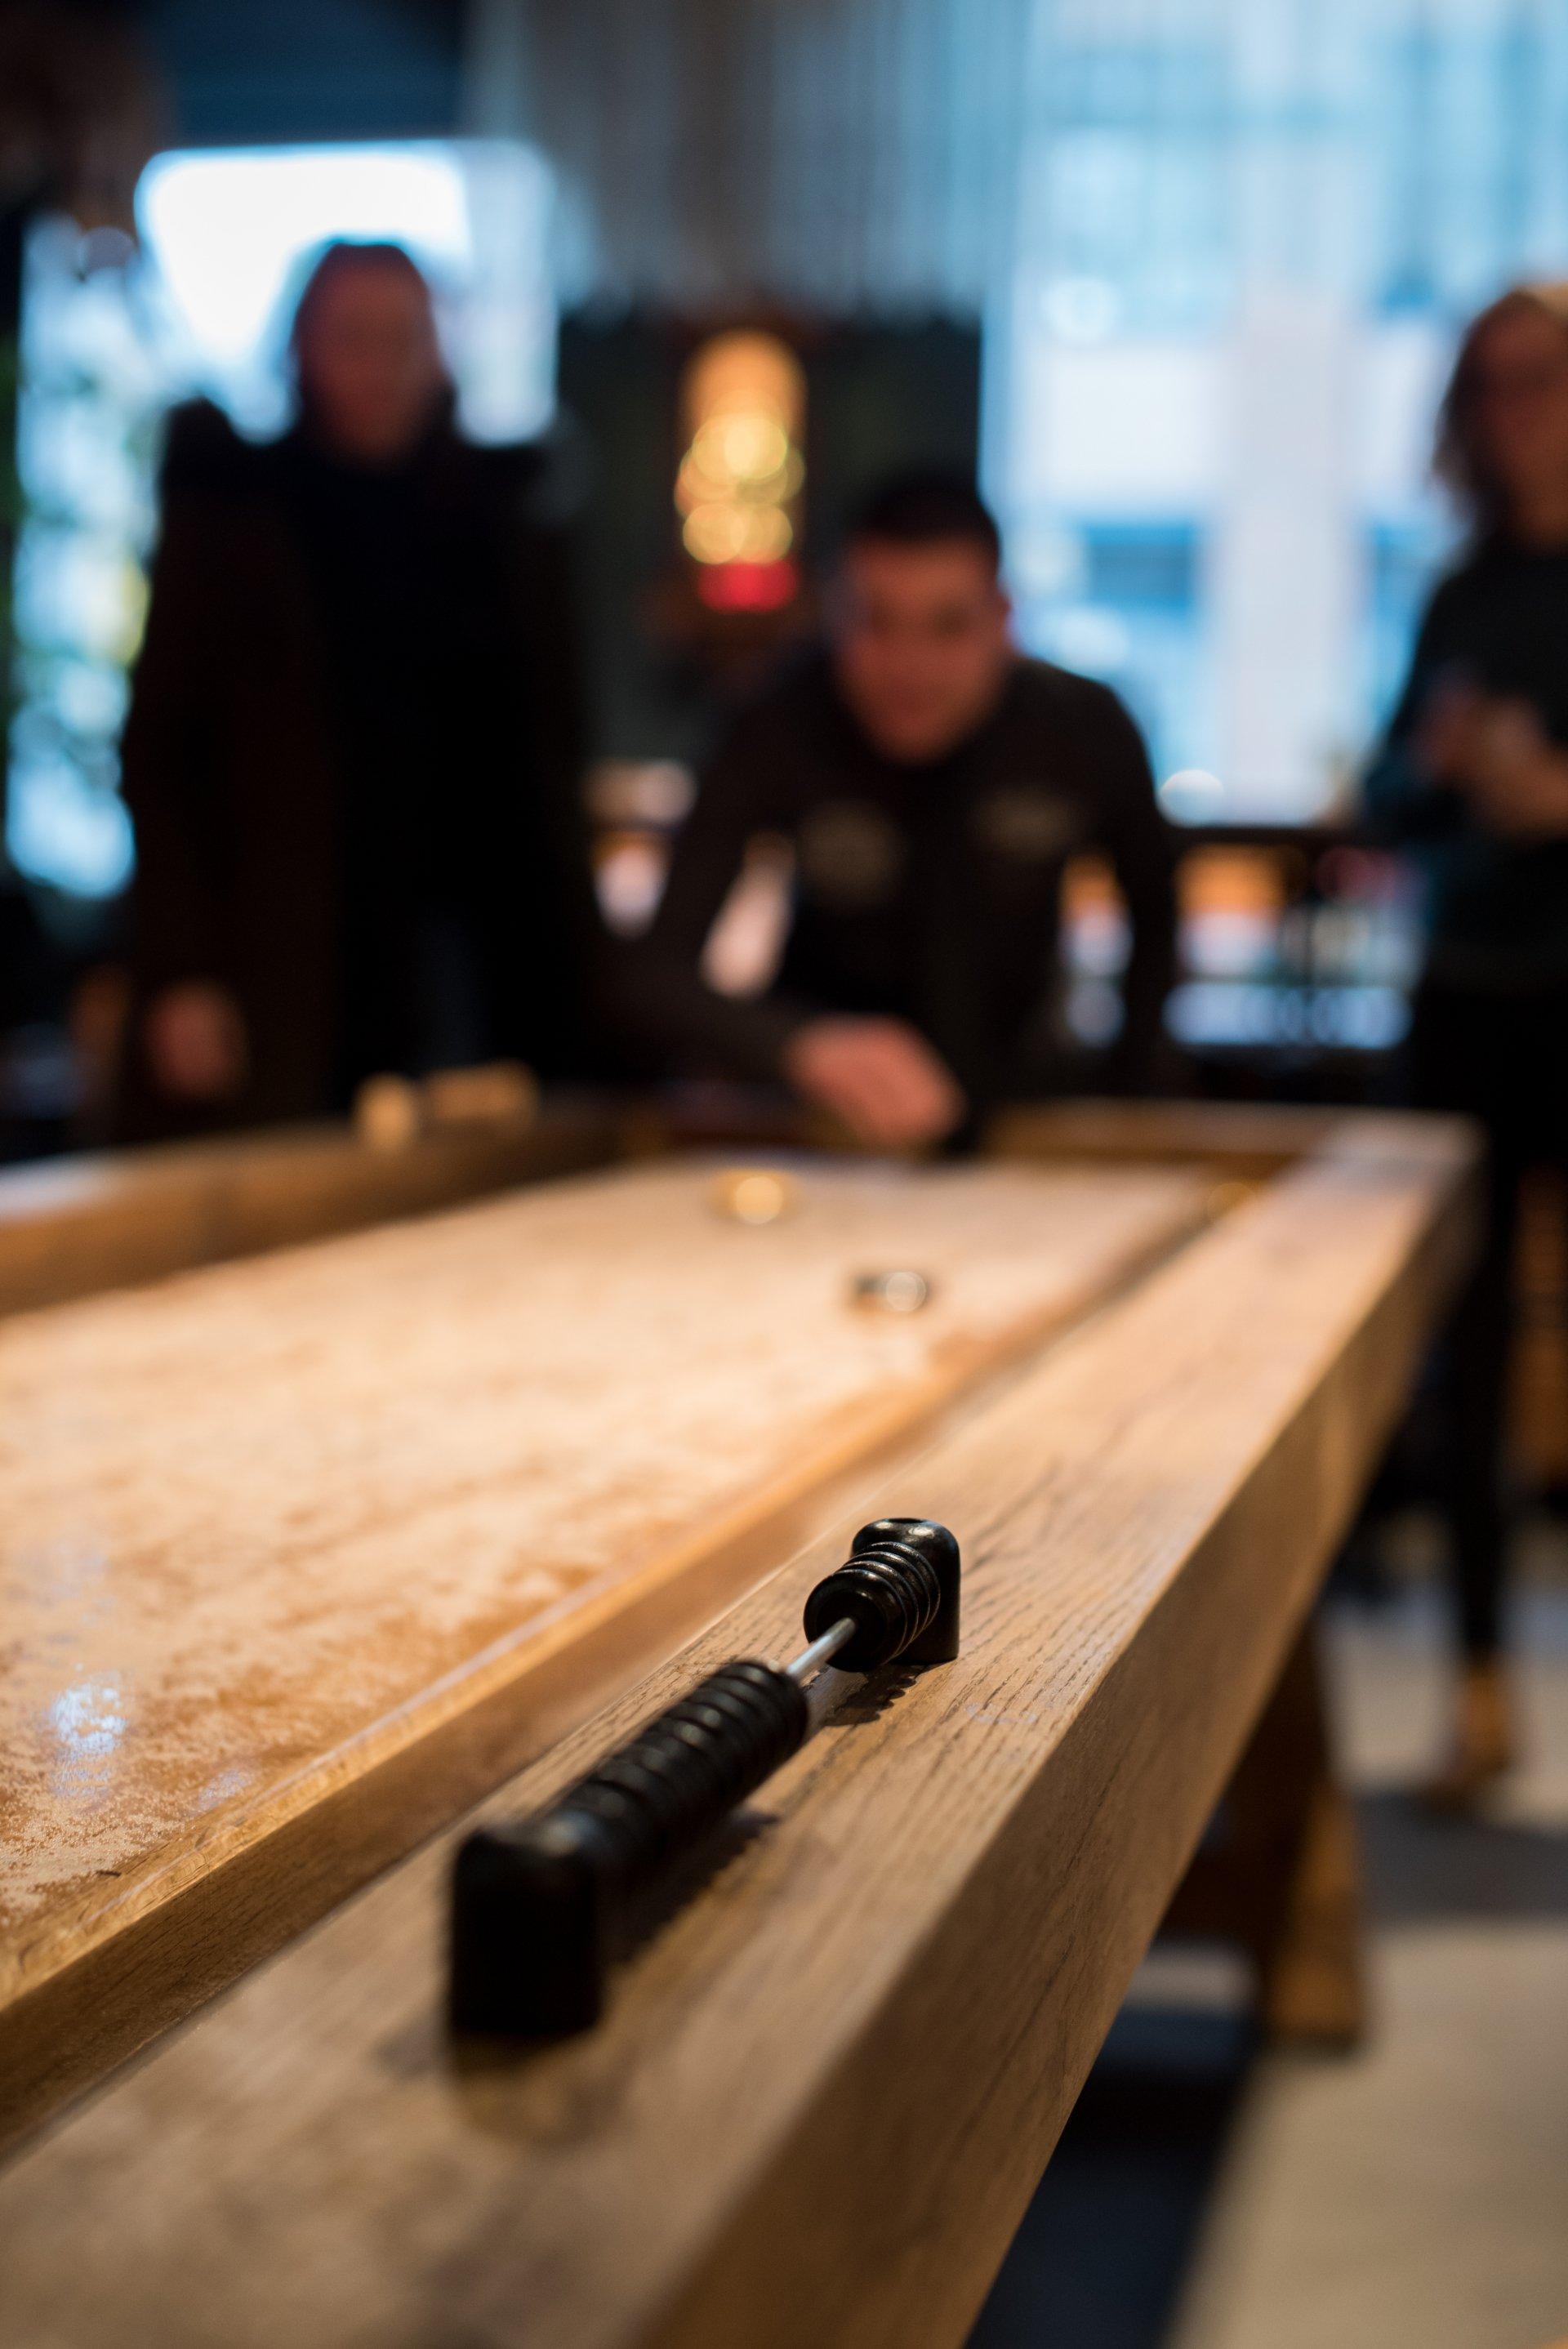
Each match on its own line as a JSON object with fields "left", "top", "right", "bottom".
{"left": 831, "top": 538, "right": 1013, "bottom": 763}
{"left": 296, "top": 266, "right": 446, "bottom": 464}
{"left": 1468, "top": 305, "right": 1568, "bottom": 511}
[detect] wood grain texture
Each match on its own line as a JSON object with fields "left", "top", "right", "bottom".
{"left": 0, "top": 1114, "right": 1477, "bottom": 2349}
{"left": 0, "top": 1102, "right": 617, "bottom": 1318}
{"left": 987, "top": 1094, "right": 1347, "bottom": 1175}
{"left": 0, "top": 1154, "right": 1208, "bottom": 2147}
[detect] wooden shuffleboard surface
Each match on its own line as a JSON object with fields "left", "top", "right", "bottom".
{"left": 0, "top": 1153, "right": 1209, "bottom": 2145}
{"left": 0, "top": 1114, "right": 1476, "bottom": 2349}
{"left": 0, "top": 1103, "right": 617, "bottom": 1319}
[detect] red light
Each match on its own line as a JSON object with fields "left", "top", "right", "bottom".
{"left": 695, "top": 559, "right": 800, "bottom": 613}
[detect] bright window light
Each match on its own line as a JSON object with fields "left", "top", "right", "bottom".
{"left": 8, "top": 140, "right": 558, "bottom": 897}
{"left": 136, "top": 140, "right": 555, "bottom": 439}
{"left": 140, "top": 146, "right": 469, "bottom": 377}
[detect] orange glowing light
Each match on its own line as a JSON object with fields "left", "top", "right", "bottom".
{"left": 675, "top": 332, "right": 804, "bottom": 595}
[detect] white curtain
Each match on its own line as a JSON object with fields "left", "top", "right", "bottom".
{"left": 466, "top": 0, "right": 1036, "bottom": 314}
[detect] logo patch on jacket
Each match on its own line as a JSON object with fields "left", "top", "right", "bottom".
{"left": 796, "top": 801, "right": 908, "bottom": 907}
{"left": 973, "top": 785, "right": 1082, "bottom": 863}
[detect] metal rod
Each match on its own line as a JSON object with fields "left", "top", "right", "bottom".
{"left": 784, "top": 1616, "right": 857, "bottom": 1684}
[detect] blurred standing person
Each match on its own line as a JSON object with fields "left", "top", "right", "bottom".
{"left": 1365, "top": 283, "right": 1568, "bottom": 1803}
{"left": 120, "top": 241, "right": 601, "bottom": 1134}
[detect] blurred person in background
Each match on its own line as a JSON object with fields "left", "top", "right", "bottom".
{"left": 636, "top": 474, "right": 1178, "bottom": 1148}
{"left": 0, "top": 878, "right": 57, "bottom": 1161}
{"left": 119, "top": 240, "right": 602, "bottom": 1134}
{"left": 1365, "top": 283, "right": 1568, "bottom": 1803}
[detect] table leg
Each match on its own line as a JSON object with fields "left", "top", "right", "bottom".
{"left": 1162, "top": 1619, "right": 1367, "bottom": 2048}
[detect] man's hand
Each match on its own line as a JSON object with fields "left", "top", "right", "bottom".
{"left": 143, "top": 982, "right": 248, "bottom": 1102}
{"left": 1420, "top": 684, "right": 1568, "bottom": 840}
{"left": 782, "top": 1016, "right": 965, "bottom": 1148}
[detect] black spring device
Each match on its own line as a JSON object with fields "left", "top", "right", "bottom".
{"left": 449, "top": 1517, "right": 960, "bottom": 2037}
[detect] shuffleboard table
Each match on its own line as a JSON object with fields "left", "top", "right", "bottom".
{"left": 0, "top": 1104, "right": 1475, "bottom": 2349}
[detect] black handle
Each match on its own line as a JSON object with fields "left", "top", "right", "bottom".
{"left": 804, "top": 1516, "right": 960, "bottom": 1669}
{"left": 449, "top": 1518, "right": 960, "bottom": 2039}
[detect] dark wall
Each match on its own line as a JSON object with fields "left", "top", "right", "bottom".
{"left": 132, "top": 0, "right": 465, "bottom": 145}
{"left": 804, "top": 321, "right": 983, "bottom": 568}
{"left": 559, "top": 310, "right": 983, "bottom": 763}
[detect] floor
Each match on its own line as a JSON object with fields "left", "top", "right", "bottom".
{"left": 969, "top": 1546, "right": 1568, "bottom": 2349}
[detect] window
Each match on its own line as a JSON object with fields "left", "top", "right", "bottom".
{"left": 985, "top": 0, "right": 1568, "bottom": 821}
{"left": 6, "top": 140, "right": 555, "bottom": 897}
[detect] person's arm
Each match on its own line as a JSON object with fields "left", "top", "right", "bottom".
{"left": 635, "top": 696, "right": 967, "bottom": 1145}
{"left": 1361, "top": 580, "right": 1473, "bottom": 845}
{"left": 1081, "top": 683, "right": 1179, "bottom": 1091}
{"left": 1438, "top": 693, "right": 1568, "bottom": 840}
{"left": 120, "top": 487, "right": 229, "bottom": 992}
{"left": 119, "top": 470, "right": 248, "bottom": 1101}
{"left": 633, "top": 710, "right": 816, "bottom": 1081}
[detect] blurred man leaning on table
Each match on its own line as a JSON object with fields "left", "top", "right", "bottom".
{"left": 634, "top": 472, "right": 1178, "bottom": 1150}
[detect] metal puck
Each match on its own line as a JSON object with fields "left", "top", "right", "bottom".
{"left": 850, "top": 1268, "right": 932, "bottom": 1314}
{"left": 711, "top": 1168, "right": 797, "bottom": 1225}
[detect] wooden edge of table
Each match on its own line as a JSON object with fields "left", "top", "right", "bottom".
{"left": 0, "top": 1175, "right": 1212, "bottom": 2155}
{"left": 622, "top": 1091, "right": 1357, "bottom": 1182}
{"left": 0, "top": 1099, "right": 621, "bottom": 1317}
{"left": 0, "top": 1111, "right": 1479, "bottom": 2349}
{"left": 986, "top": 1094, "right": 1360, "bottom": 1175}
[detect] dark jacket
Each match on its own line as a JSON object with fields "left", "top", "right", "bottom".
{"left": 118, "top": 400, "right": 603, "bottom": 1134}
{"left": 635, "top": 649, "right": 1177, "bottom": 1111}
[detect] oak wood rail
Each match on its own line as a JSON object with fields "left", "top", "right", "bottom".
{"left": 0, "top": 1097, "right": 620, "bottom": 1318}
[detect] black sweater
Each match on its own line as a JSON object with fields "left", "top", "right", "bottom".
{"left": 635, "top": 651, "right": 1178, "bottom": 1109}
{"left": 1364, "top": 538, "right": 1568, "bottom": 993}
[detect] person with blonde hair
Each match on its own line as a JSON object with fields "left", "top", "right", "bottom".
{"left": 1365, "top": 282, "right": 1568, "bottom": 1803}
